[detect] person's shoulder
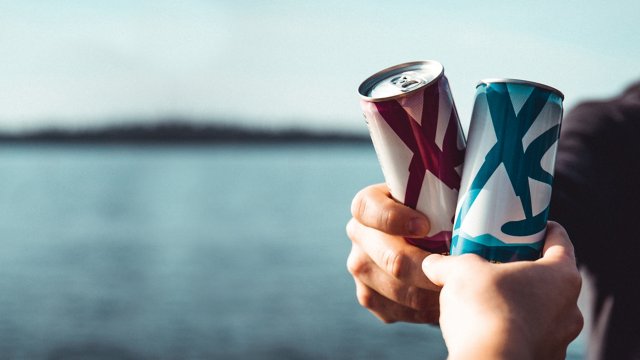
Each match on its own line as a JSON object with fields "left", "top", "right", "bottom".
{"left": 562, "top": 99, "right": 613, "bottom": 136}
{"left": 565, "top": 97, "right": 618, "bottom": 122}
{"left": 564, "top": 82, "right": 640, "bottom": 134}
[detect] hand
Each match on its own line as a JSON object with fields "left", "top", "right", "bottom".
{"left": 423, "top": 222, "right": 584, "bottom": 360}
{"left": 346, "top": 183, "right": 440, "bottom": 324}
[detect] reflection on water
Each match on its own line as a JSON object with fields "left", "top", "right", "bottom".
{"left": 0, "top": 144, "right": 584, "bottom": 359}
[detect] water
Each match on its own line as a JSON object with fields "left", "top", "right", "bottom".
{"left": 0, "top": 144, "right": 585, "bottom": 359}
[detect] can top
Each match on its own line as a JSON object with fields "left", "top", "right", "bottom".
{"left": 477, "top": 78, "right": 564, "bottom": 100}
{"left": 358, "top": 61, "right": 444, "bottom": 102}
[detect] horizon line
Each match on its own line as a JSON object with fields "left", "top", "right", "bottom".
{"left": 0, "top": 121, "right": 371, "bottom": 145}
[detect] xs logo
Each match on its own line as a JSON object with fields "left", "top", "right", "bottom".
{"left": 454, "top": 83, "right": 561, "bottom": 237}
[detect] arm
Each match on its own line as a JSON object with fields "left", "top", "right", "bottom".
{"left": 424, "top": 222, "right": 583, "bottom": 360}
{"left": 346, "top": 185, "right": 582, "bottom": 358}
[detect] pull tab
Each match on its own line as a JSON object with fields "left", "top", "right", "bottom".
{"left": 391, "top": 73, "right": 425, "bottom": 93}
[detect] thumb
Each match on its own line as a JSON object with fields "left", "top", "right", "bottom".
{"left": 539, "top": 221, "right": 577, "bottom": 265}
{"left": 422, "top": 254, "right": 453, "bottom": 287}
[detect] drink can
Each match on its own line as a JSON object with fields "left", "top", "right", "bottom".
{"left": 451, "top": 79, "right": 564, "bottom": 262}
{"left": 358, "top": 61, "right": 466, "bottom": 253}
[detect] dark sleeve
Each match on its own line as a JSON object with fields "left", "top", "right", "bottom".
{"left": 550, "top": 99, "right": 640, "bottom": 273}
{"left": 550, "top": 93, "right": 640, "bottom": 360}
{"left": 550, "top": 101, "right": 608, "bottom": 268}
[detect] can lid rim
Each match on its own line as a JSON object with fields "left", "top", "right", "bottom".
{"left": 477, "top": 78, "right": 564, "bottom": 100}
{"left": 358, "top": 60, "right": 444, "bottom": 102}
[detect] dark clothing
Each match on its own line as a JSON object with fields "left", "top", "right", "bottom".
{"left": 550, "top": 82, "right": 640, "bottom": 360}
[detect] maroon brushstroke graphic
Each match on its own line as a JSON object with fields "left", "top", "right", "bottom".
{"left": 374, "top": 81, "right": 464, "bottom": 253}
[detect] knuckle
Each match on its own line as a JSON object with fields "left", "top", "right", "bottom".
{"left": 572, "top": 271, "right": 583, "bottom": 288}
{"left": 562, "top": 269, "right": 582, "bottom": 296}
{"left": 401, "top": 286, "right": 423, "bottom": 310}
{"left": 571, "top": 273, "right": 583, "bottom": 295}
{"left": 382, "top": 248, "right": 409, "bottom": 279}
{"left": 345, "top": 219, "right": 358, "bottom": 242}
{"left": 356, "top": 287, "right": 375, "bottom": 309}
{"left": 346, "top": 251, "right": 368, "bottom": 277}
{"left": 572, "top": 310, "right": 585, "bottom": 338}
{"left": 379, "top": 207, "right": 399, "bottom": 232}
{"left": 563, "top": 308, "right": 584, "bottom": 344}
{"left": 351, "top": 189, "right": 368, "bottom": 219}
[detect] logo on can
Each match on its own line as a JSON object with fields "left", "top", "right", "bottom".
{"left": 451, "top": 79, "right": 564, "bottom": 262}
{"left": 358, "top": 61, "right": 466, "bottom": 253}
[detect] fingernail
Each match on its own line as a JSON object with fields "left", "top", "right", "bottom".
{"left": 408, "top": 218, "right": 429, "bottom": 236}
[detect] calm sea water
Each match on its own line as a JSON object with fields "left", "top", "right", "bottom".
{"left": 0, "top": 144, "right": 585, "bottom": 359}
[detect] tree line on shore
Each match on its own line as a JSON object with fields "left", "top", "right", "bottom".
{"left": 0, "top": 122, "right": 370, "bottom": 144}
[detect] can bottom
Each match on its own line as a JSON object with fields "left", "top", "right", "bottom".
{"left": 450, "top": 236, "right": 542, "bottom": 262}
{"left": 405, "top": 233, "right": 451, "bottom": 254}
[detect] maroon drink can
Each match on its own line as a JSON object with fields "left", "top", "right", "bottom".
{"left": 358, "top": 61, "right": 466, "bottom": 253}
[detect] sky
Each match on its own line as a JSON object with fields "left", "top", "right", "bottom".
{"left": 1, "top": 0, "right": 639, "bottom": 133}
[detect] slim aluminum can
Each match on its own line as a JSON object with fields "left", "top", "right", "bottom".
{"left": 451, "top": 79, "right": 564, "bottom": 262}
{"left": 358, "top": 61, "right": 466, "bottom": 254}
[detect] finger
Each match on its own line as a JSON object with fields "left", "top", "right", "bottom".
{"left": 347, "top": 218, "right": 438, "bottom": 290}
{"left": 354, "top": 279, "right": 439, "bottom": 324}
{"left": 539, "top": 221, "right": 576, "bottom": 264}
{"left": 348, "top": 244, "right": 440, "bottom": 310}
{"left": 422, "top": 254, "right": 448, "bottom": 287}
{"left": 538, "top": 224, "right": 582, "bottom": 300}
{"left": 422, "top": 253, "right": 485, "bottom": 287}
{"left": 351, "top": 183, "right": 430, "bottom": 237}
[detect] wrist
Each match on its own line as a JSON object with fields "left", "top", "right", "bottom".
{"left": 445, "top": 320, "right": 534, "bottom": 360}
{"left": 448, "top": 344, "right": 534, "bottom": 360}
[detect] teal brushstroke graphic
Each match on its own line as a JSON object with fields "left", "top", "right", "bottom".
{"left": 452, "top": 230, "right": 542, "bottom": 262}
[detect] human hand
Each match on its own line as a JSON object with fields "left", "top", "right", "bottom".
{"left": 346, "top": 183, "right": 440, "bottom": 324}
{"left": 423, "top": 222, "right": 583, "bottom": 360}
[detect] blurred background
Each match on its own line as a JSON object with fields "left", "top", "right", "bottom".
{"left": 1, "top": 1, "right": 638, "bottom": 359}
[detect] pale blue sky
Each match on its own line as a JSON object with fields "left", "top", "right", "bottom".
{"left": 1, "top": 0, "right": 639, "bottom": 133}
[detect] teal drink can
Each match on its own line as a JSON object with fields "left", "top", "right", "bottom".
{"left": 451, "top": 79, "right": 564, "bottom": 262}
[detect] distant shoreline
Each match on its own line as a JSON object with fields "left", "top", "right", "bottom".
{"left": 0, "top": 123, "right": 371, "bottom": 145}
